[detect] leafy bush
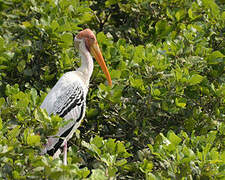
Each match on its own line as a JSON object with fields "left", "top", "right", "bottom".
{"left": 0, "top": 0, "right": 224, "bottom": 179}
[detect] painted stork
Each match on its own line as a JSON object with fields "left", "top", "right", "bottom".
{"left": 41, "top": 29, "right": 112, "bottom": 165}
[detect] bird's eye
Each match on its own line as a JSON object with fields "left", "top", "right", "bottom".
{"left": 90, "top": 36, "right": 95, "bottom": 40}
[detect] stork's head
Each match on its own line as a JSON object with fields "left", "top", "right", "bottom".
{"left": 74, "top": 29, "right": 112, "bottom": 86}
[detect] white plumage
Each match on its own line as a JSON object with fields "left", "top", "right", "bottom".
{"left": 41, "top": 72, "right": 87, "bottom": 156}
{"left": 40, "top": 29, "right": 112, "bottom": 164}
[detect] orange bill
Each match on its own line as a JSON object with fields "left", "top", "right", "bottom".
{"left": 90, "top": 43, "right": 112, "bottom": 86}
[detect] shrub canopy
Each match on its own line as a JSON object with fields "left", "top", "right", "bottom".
{"left": 0, "top": 0, "right": 224, "bottom": 179}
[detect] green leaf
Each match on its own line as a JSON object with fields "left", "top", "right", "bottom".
{"left": 219, "top": 122, "right": 225, "bottom": 135}
{"left": 60, "top": 33, "right": 73, "bottom": 48}
{"left": 202, "top": 0, "right": 220, "bottom": 16}
{"left": 105, "top": 0, "right": 119, "bottom": 7}
{"left": 34, "top": 108, "right": 51, "bottom": 124}
{"left": 0, "top": 36, "right": 4, "bottom": 49}
{"left": 110, "top": 86, "right": 123, "bottom": 103}
{"left": 76, "top": 167, "right": 90, "bottom": 178}
{"left": 12, "top": 170, "right": 26, "bottom": 179}
{"left": 130, "top": 77, "right": 144, "bottom": 91}
{"left": 207, "top": 131, "right": 217, "bottom": 144}
{"left": 13, "top": 91, "right": 30, "bottom": 108}
{"left": 5, "top": 84, "right": 20, "bottom": 96}
{"left": 108, "top": 166, "right": 118, "bottom": 177}
{"left": 86, "top": 108, "right": 98, "bottom": 119}
{"left": 167, "top": 130, "right": 182, "bottom": 146}
{"left": 155, "top": 20, "right": 172, "bottom": 37}
{"left": 152, "top": 88, "right": 161, "bottom": 97}
{"left": 115, "top": 159, "right": 127, "bottom": 166}
{"left": 183, "top": 146, "right": 195, "bottom": 158}
{"left": 140, "top": 159, "right": 153, "bottom": 173}
{"left": 110, "top": 69, "right": 121, "bottom": 79}
{"left": 27, "top": 134, "right": 41, "bottom": 146}
{"left": 51, "top": 20, "right": 59, "bottom": 31}
{"left": 97, "top": 32, "right": 112, "bottom": 46}
{"left": 175, "top": 9, "right": 186, "bottom": 21}
{"left": 99, "top": 83, "right": 111, "bottom": 93}
{"left": 188, "top": 74, "right": 204, "bottom": 85}
{"left": 17, "top": 60, "right": 26, "bottom": 72}
{"left": 91, "top": 136, "right": 103, "bottom": 149}
{"left": 22, "top": 21, "right": 32, "bottom": 28}
{"left": 89, "top": 169, "right": 108, "bottom": 180}
{"left": 0, "top": 97, "right": 5, "bottom": 108}
{"left": 188, "top": 8, "right": 194, "bottom": 19}
{"left": 146, "top": 173, "right": 157, "bottom": 180}
{"left": 105, "top": 138, "right": 116, "bottom": 154}
{"left": 133, "top": 45, "right": 145, "bottom": 63}
{"left": 116, "top": 141, "right": 126, "bottom": 154}
{"left": 166, "top": 8, "right": 174, "bottom": 20}
{"left": 0, "top": 117, "right": 2, "bottom": 130}
{"left": 175, "top": 97, "right": 187, "bottom": 108}
{"left": 30, "top": 88, "right": 38, "bottom": 105}
{"left": 207, "top": 51, "right": 224, "bottom": 64}
{"left": 8, "top": 125, "right": 21, "bottom": 140}
{"left": 222, "top": 11, "right": 225, "bottom": 20}
{"left": 181, "top": 147, "right": 196, "bottom": 163}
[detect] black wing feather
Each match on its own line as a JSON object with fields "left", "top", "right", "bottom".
{"left": 46, "top": 82, "right": 85, "bottom": 156}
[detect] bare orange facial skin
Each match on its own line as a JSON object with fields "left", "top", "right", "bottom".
{"left": 76, "top": 29, "right": 112, "bottom": 86}
{"left": 76, "top": 29, "right": 96, "bottom": 51}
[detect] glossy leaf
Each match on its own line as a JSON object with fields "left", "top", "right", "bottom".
{"left": 207, "top": 51, "right": 225, "bottom": 64}
{"left": 188, "top": 74, "right": 204, "bottom": 86}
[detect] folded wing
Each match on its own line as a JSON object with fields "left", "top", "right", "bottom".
{"left": 41, "top": 77, "right": 86, "bottom": 156}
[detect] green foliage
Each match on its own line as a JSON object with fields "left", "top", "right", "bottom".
{"left": 82, "top": 136, "right": 132, "bottom": 179}
{"left": 146, "top": 130, "right": 225, "bottom": 179}
{"left": 0, "top": 0, "right": 225, "bottom": 179}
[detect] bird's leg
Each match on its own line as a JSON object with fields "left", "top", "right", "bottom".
{"left": 63, "top": 140, "right": 67, "bottom": 165}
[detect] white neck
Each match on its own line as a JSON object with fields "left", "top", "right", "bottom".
{"left": 77, "top": 48, "right": 94, "bottom": 85}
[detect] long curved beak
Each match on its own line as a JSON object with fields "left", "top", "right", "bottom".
{"left": 90, "top": 43, "right": 112, "bottom": 86}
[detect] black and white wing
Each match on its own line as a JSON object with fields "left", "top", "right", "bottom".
{"left": 52, "top": 83, "right": 85, "bottom": 120}
{"left": 40, "top": 73, "right": 87, "bottom": 156}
